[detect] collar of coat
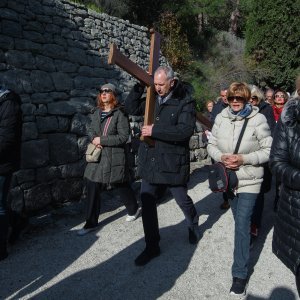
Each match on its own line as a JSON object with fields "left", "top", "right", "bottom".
{"left": 281, "top": 97, "right": 300, "bottom": 127}
{"left": 221, "top": 105, "right": 259, "bottom": 121}
{"left": 156, "top": 79, "right": 194, "bottom": 106}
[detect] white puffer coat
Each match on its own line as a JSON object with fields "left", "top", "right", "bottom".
{"left": 207, "top": 106, "right": 272, "bottom": 193}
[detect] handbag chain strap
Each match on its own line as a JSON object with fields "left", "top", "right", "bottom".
{"left": 233, "top": 118, "right": 249, "bottom": 154}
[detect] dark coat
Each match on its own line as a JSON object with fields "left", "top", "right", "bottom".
{"left": 125, "top": 81, "right": 195, "bottom": 185}
{"left": 269, "top": 98, "right": 300, "bottom": 275}
{"left": 210, "top": 99, "right": 228, "bottom": 124}
{"left": 258, "top": 101, "right": 276, "bottom": 136}
{"left": 0, "top": 90, "right": 22, "bottom": 175}
{"left": 84, "top": 106, "right": 131, "bottom": 184}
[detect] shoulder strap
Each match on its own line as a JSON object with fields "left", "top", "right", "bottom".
{"left": 102, "top": 116, "right": 112, "bottom": 136}
{"left": 233, "top": 118, "right": 249, "bottom": 154}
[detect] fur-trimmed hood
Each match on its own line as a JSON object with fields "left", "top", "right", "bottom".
{"left": 281, "top": 97, "right": 300, "bottom": 127}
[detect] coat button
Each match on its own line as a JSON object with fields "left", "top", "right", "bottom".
{"left": 156, "top": 117, "right": 159, "bottom": 121}
{"left": 151, "top": 158, "right": 155, "bottom": 162}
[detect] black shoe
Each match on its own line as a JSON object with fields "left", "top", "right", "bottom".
{"left": 134, "top": 247, "right": 160, "bottom": 266}
{"left": 230, "top": 277, "right": 248, "bottom": 295}
{"left": 188, "top": 226, "right": 201, "bottom": 245}
{"left": 220, "top": 200, "right": 230, "bottom": 210}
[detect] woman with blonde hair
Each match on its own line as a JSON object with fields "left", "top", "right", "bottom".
{"left": 78, "top": 83, "right": 140, "bottom": 236}
{"left": 207, "top": 82, "right": 272, "bottom": 295}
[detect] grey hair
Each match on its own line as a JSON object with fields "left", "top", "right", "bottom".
{"left": 154, "top": 66, "right": 174, "bottom": 80}
{"left": 250, "top": 84, "right": 264, "bottom": 103}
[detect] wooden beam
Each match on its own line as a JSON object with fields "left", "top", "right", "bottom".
{"left": 108, "top": 43, "right": 153, "bottom": 87}
{"left": 196, "top": 112, "right": 212, "bottom": 130}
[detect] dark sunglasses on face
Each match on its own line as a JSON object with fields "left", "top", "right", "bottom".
{"left": 250, "top": 96, "right": 258, "bottom": 101}
{"left": 227, "top": 96, "right": 245, "bottom": 102}
{"left": 100, "top": 89, "right": 113, "bottom": 94}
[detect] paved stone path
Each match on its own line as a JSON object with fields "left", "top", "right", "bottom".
{"left": 0, "top": 163, "right": 299, "bottom": 300}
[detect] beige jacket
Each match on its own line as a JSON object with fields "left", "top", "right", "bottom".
{"left": 207, "top": 106, "right": 273, "bottom": 193}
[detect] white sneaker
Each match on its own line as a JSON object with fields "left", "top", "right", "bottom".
{"left": 77, "top": 226, "right": 97, "bottom": 236}
{"left": 126, "top": 207, "right": 141, "bottom": 222}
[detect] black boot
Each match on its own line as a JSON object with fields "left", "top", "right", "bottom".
{"left": 188, "top": 225, "right": 201, "bottom": 244}
{"left": 134, "top": 246, "right": 160, "bottom": 266}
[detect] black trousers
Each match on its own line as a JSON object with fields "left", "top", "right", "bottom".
{"left": 140, "top": 180, "right": 198, "bottom": 248}
{"left": 85, "top": 179, "right": 138, "bottom": 228}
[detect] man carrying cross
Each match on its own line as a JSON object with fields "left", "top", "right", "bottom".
{"left": 125, "top": 65, "right": 201, "bottom": 266}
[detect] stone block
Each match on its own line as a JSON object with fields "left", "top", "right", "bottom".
{"left": 36, "top": 166, "right": 61, "bottom": 183}
{"left": 0, "top": 34, "right": 14, "bottom": 50}
{"left": 48, "top": 133, "right": 79, "bottom": 165}
{"left": 189, "top": 135, "right": 199, "bottom": 150}
{"left": 70, "top": 113, "right": 89, "bottom": 136}
{"left": 51, "top": 178, "right": 83, "bottom": 203}
{"left": 21, "top": 139, "right": 49, "bottom": 168}
{"left": 30, "top": 70, "right": 54, "bottom": 92}
{"left": 51, "top": 72, "right": 73, "bottom": 91}
{"left": 48, "top": 101, "right": 77, "bottom": 116}
{"left": 36, "top": 116, "right": 58, "bottom": 133}
{"left": 15, "top": 169, "right": 35, "bottom": 184}
{"left": 59, "top": 160, "right": 85, "bottom": 178}
{"left": 2, "top": 20, "right": 22, "bottom": 38}
{"left": 22, "top": 122, "right": 38, "bottom": 141}
{"left": 35, "top": 55, "right": 56, "bottom": 72}
{"left": 24, "top": 183, "right": 52, "bottom": 211}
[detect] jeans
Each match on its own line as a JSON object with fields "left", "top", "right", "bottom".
{"left": 229, "top": 192, "right": 257, "bottom": 279}
{"left": 0, "top": 174, "right": 12, "bottom": 250}
{"left": 140, "top": 180, "right": 198, "bottom": 248}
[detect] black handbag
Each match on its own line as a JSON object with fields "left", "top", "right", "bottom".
{"left": 208, "top": 118, "right": 249, "bottom": 193}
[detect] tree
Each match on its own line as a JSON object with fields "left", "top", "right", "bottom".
{"left": 245, "top": 0, "right": 300, "bottom": 91}
{"left": 157, "top": 12, "right": 191, "bottom": 71}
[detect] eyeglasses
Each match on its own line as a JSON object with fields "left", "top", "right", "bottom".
{"left": 275, "top": 94, "right": 285, "bottom": 98}
{"left": 227, "top": 96, "right": 245, "bottom": 102}
{"left": 100, "top": 89, "right": 113, "bottom": 94}
{"left": 250, "top": 96, "right": 258, "bottom": 101}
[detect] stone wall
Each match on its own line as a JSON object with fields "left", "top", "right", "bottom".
{"left": 0, "top": 0, "right": 207, "bottom": 214}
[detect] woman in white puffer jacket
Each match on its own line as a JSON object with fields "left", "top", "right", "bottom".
{"left": 207, "top": 82, "right": 272, "bottom": 296}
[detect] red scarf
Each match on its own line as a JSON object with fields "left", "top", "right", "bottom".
{"left": 272, "top": 105, "right": 283, "bottom": 122}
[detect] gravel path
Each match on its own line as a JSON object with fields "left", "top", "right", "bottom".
{"left": 0, "top": 163, "right": 299, "bottom": 300}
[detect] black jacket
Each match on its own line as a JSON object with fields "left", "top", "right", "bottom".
{"left": 125, "top": 81, "right": 195, "bottom": 185}
{"left": 0, "top": 90, "right": 22, "bottom": 175}
{"left": 258, "top": 101, "right": 276, "bottom": 136}
{"left": 269, "top": 98, "right": 300, "bottom": 275}
{"left": 210, "top": 99, "right": 228, "bottom": 124}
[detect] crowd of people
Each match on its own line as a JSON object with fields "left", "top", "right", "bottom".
{"left": 0, "top": 67, "right": 299, "bottom": 297}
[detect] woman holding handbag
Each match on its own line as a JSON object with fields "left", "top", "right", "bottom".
{"left": 207, "top": 82, "right": 272, "bottom": 295}
{"left": 78, "top": 83, "right": 141, "bottom": 236}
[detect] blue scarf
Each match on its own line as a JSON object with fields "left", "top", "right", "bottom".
{"left": 229, "top": 103, "right": 252, "bottom": 118}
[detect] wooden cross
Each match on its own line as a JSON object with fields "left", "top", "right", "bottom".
{"left": 107, "top": 29, "right": 212, "bottom": 142}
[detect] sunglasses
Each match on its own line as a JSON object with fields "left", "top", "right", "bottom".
{"left": 100, "top": 89, "right": 113, "bottom": 94}
{"left": 250, "top": 96, "right": 258, "bottom": 101}
{"left": 227, "top": 96, "right": 245, "bottom": 102}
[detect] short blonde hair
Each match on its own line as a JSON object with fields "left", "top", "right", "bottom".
{"left": 227, "top": 82, "right": 251, "bottom": 101}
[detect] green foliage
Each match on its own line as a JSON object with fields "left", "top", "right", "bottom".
{"left": 70, "top": 0, "right": 103, "bottom": 13}
{"left": 158, "top": 12, "right": 192, "bottom": 71}
{"left": 183, "top": 31, "right": 252, "bottom": 110}
{"left": 245, "top": 0, "right": 300, "bottom": 91}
